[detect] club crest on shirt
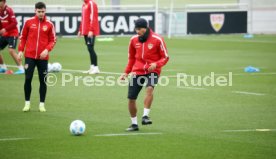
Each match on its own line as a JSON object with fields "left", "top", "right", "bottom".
{"left": 148, "top": 43, "right": 153, "bottom": 50}
{"left": 42, "top": 25, "right": 48, "bottom": 31}
{"left": 24, "top": 64, "right": 29, "bottom": 70}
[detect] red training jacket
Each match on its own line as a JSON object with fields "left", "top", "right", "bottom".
{"left": 0, "top": 5, "right": 19, "bottom": 37}
{"left": 125, "top": 29, "right": 169, "bottom": 76}
{"left": 18, "top": 16, "right": 56, "bottom": 60}
{"left": 79, "top": 0, "right": 100, "bottom": 36}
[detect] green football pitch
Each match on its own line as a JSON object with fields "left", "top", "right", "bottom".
{"left": 0, "top": 35, "right": 276, "bottom": 159}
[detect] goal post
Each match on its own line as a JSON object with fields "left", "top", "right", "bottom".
{"left": 167, "top": 3, "right": 250, "bottom": 36}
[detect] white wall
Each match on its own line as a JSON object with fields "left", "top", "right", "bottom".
{"left": 240, "top": 0, "right": 276, "bottom": 34}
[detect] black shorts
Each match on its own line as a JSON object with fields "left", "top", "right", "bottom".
{"left": 0, "top": 36, "right": 17, "bottom": 50}
{"left": 84, "top": 35, "right": 96, "bottom": 46}
{"left": 128, "top": 72, "right": 159, "bottom": 100}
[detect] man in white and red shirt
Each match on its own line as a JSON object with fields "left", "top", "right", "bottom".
{"left": 18, "top": 2, "right": 56, "bottom": 112}
{"left": 121, "top": 18, "right": 169, "bottom": 131}
{"left": 0, "top": 0, "right": 24, "bottom": 74}
{"left": 78, "top": 0, "right": 100, "bottom": 74}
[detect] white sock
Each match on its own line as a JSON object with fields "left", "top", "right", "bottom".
{"left": 18, "top": 65, "right": 24, "bottom": 71}
{"left": 90, "top": 65, "right": 95, "bottom": 70}
{"left": 143, "top": 108, "right": 150, "bottom": 117}
{"left": 25, "top": 101, "right": 30, "bottom": 106}
{"left": 39, "top": 102, "right": 45, "bottom": 107}
{"left": 131, "top": 116, "right": 138, "bottom": 125}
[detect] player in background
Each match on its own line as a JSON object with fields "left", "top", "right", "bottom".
{"left": 78, "top": 0, "right": 100, "bottom": 74}
{"left": 120, "top": 18, "right": 169, "bottom": 131}
{"left": 0, "top": 0, "right": 24, "bottom": 74}
{"left": 18, "top": 2, "right": 56, "bottom": 112}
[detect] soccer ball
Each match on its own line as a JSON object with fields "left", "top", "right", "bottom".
{"left": 69, "top": 120, "right": 86, "bottom": 136}
{"left": 47, "top": 63, "right": 54, "bottom": 72}
{"left": 52, "top": 62, "right": 62, "bottom": 72}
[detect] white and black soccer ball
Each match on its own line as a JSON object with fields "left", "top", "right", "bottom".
{"left": 52, "top": 62, "right": 62, "bottom": 72}
{"left": 47, "top": 63, "right": 54, "bottom": 72}
{"left": 69, "top": 120, "right": 86, "bottom": 136}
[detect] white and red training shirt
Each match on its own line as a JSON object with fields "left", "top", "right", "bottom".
{"left": 0, "top": 5, "right": 19, "bottom": 37}
{"left": 18, "top": 16, "right": 56, "bottom": 60}
{"left": 79, "top": 0, "right": 100, "bottom": 36}
{"left": 125, "top": 29, "right": 169, "bottom": 76}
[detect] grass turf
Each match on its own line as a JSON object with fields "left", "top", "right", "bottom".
{"left": 0, "top": 35, "right": 276, "bottom": 159}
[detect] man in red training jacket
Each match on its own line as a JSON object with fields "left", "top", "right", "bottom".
{"left": 121, "top": 18, "right": 169, "bottom": 131}
{"left": 78, "top": 0, "right": 100, "bottom": 74}
{"left": 18, "top": 2, "right": 56, "bottom": 112}
{"left": 0, "top": 0, "right": 24, "bottom": 74}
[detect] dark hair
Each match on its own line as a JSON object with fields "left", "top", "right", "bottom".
{"left": 0, "top": 0, "right": 6, "bottom": 2}
{"left": 35, "top": 2, "right": 46, "bottom": 9}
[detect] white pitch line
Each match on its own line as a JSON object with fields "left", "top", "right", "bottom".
{"left": 62, "top": 69, "right": 121, "bottom": 75}
{"left": 167, "top": 74, "right": 195, "bottom": 78}
{"left": 61, "top": 69, "right": 84, "bottom": 73}
{"left": 177, "top": 87, "right": 206, "bottom": 90}
{"left": 162, "top": 69, "right": 180, "bottom": 72}
{"left": 167, "top": 72, "right": 276, "bottom": 78}
{"left": 5, "top": 65, "right": 19, "bottom": 68}
{"left": 184, "top": 37, "right": 276, "bottom": 44}
{"left": 3, "top": 65, "right": 272, "bottom": 97}
{"left": 232, "top": 91, "right": 266, "bottom": 96}
{"left": 223, "top": 129, "right": 276, "bottom": 132}
{"left": 6, "top": 65, "right": 276, "bottom": 77}
{"left": 214, "top": 72, "right": 276, "bottom": 76}
{"left": 5, "top": 65, "right": 121, "bottom": 75}
{"left": 95, "top": 132, "right": 163, "bottom": 137}
{"left": 0, "top": 137, "right": 31, "bottom": 141}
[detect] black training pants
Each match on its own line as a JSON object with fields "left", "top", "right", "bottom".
{"left": 24, "top": 57, "right": 48, "bottom": 103}
{"left": 84, "top": 35, "right": 98, "bottom": 66}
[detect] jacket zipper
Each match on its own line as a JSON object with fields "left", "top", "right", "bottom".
{"left": 35, "top": 21, "right": 41, "bottom": 59}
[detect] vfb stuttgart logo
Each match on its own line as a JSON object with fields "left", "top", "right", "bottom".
{"left": 43, "top": 25, "right": 48, "bottom": 31}
{"left": 210, "top": 14, "right": 225, "bottom": 32}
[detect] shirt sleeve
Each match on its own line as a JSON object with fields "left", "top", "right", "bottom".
{"left": 89, "top": 2, "right": 98, "bottom": 33}
{"left": 5, "top": 8, "right": 18, "bottom": 32}
{"left": 79, "top": 21, "right": 82, "bottom": 33}
{"left": 124, "top": 39, "right": 136, "bottom": 74}
{"left": 156, "top": 37, "right": 169, "bottom": 68}
{"left": 18, "top": 21, "right": 29, "bottom": 52}
{"left": 46, "top": 23, "right": 57, "bottom": 52}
